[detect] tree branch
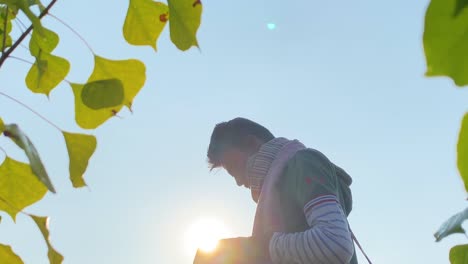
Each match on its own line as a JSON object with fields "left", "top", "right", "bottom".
{"left": 0, "top": 0, "right": 58, "bottom": 68}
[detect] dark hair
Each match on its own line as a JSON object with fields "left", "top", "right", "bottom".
{"left": 207, "top": 117, "right": 275, "bottom": 169}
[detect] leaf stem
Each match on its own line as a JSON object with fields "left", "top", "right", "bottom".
{"left": 0, "top": 0, "right": 59, "bottom": 69}
{"left": 48, "top": 13, "right": 95, "bottom": 54}
{"left": 1, "top": 6, "right": 8, "bottom": 56}
{"left": 0, "top": 91, "right": 62, "bottom": 132}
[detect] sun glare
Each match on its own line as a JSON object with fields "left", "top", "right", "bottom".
{"left": 185, "top": 218, "right": 230, "bottom": 255}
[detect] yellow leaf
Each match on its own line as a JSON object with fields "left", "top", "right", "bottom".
{"left": 0, "top": 117, "right": 4, "bottom": 133}
{"left": 63, "top": 132, "right": 97, "bottom": 188}
{"left": 0, "top": 157, "right": 47, "bottom": 220}
{"left": 123, "top": 0, "right": 169, "bottom": 50}
{"left": 168, "top": 0, "right": 202, "bottom": 51}
{"left": 25, "top": 51, "right": 70, "bottom": 96}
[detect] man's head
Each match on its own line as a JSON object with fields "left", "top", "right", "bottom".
{"left": 207, "top": 118, "right": 275, "bottom": 187}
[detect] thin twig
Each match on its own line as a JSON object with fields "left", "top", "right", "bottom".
{"left": 48, "top": 13, "right": 95, "bottom": 54}
{"left": 8, "top": 55, "right": 33, "bottom": 65}
{"left": 1, "top": 6, "right": 9, "bottom": 56}
{"left": 0, "top": 91, "right": 62, "bottom": 131}
{"left": 0, "top": 0, "right": 58, "bottom": 68}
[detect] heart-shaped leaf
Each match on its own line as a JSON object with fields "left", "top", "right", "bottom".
{"left": 434, "top": 207, "right": 468, "bottom": 242}
{"left": 0, "top": 157, "right": 47, "bottom": 220}
{"left": 25, "top": 51, "right": 70, "bottom": 96}
{"left": 63, "top": 132, "right": 97, "bottom": 188}
{"left": 29, "top": 26, "right": 59, "bottom": 56}
{"left": 3, "top": 124, "right": 55, "bottom": 193}
{"left": 168, "top": 0, "right": 202, "bottom": 51}
{"left": 30, "top": 215, "right": 64, "bottom": 264}
{"left": 424, "top": 0, "right": 468, "bottom": 86}
{"left": 450, "top": 244, "right": 468, "bottom": 264}
{"left": 123, "top": 0, "right": 168, "bottom": 50}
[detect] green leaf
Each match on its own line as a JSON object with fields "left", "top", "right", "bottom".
{"left": 81, "top": 79, "right": 125, "bottom": 110}
{"left": 29, "top": 26, "right": 59, "bottom": 56}
{"left": 168, "top": 0, "right": 202, "bottom": 51}
{"left": 0, "top": 244, "right": 23, "bottom": 264}
{"left": 71, "top": 55, "right": 145, "bottom": 129}
{"left": 25, "top": 51, "right": 70, "bottom": 96}
{"left": 0, "top": 157, "right": 47, "bottom": 220}
{"left": 63, "top": 132, "right": 97, "bottom": 188}
{"left": 458, "top": 113, "right": 468, "bottom": 192}
{"left": 3, "top": 124, "right": 56, "bottom": 193}
{"left": 30, "top": 215, "right": 64, "bottom": 264}
{"left": 424, "top": 0, "right": 468, "bottom": 86}
{"left": 123, "top": 0, "right": 168, "bottom": 50}
{"left": 434, "top": 207, "right": 468, "bottom": 242}
{"left": 0, "top": 117, "right": 4, "bottom": 133}
{"left": 455, "top": 0, "right": 468, "bottom": 16}
{"left": 450, "top": 244, "right": 468, "bottom": 264}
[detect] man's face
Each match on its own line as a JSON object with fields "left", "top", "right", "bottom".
{"left": 221, "top": 148, "right": 251, "bottom": 188}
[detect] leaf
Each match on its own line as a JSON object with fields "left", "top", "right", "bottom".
{"left": 0, "top": 157, "right": 47, "bottom": 220}
{"left": 81, "top": 79, "right": 125, "bottom": 110}
{"left": 455, "top": 0, "right": 468, "bottom": 16}
{"left": 29, "top": 26, "right": 59, "bottom": 56}
{"left": 62, "top": 132, "right": 97, "bottom": 188}
{"left": 3, "top": 124, "right": 56, "bottom": 193}
{"left": 434, "top": 207, "right": 468, "bottom": 242}
{"left": 25, "top": 51, "right": 70, "bottom": 96}
{"left": 0, "top": 117, "right": 4, "bottom": 133}
{"left": 168, "top": 0, "right": 202, "bottom": 51}
{"left": 424, "top": 0, "right": 468, "bottom": 86}
{"left": 458, "top": 113, "right": 468, "bottom": 192}
{"left": 30, "top": 215, "right": 64, "bottom": 264}
{"left": 0, "top": 244, "right": 23, "bottom": 264}
{"left": 123, "top": 0, "right": 168, "bottom": 50}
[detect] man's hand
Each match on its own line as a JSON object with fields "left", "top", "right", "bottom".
{"left": 193, "top": 237, "right": 270, "bottom": 264}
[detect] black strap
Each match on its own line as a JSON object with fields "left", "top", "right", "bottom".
{"left": 350, "top": 229, "right": 372, "bottom": 264}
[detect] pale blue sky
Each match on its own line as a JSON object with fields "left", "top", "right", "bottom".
{"left": 0, "top": 0, "right": 467, "bottom": 263}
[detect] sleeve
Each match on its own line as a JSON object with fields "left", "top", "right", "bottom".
{"left": 268, "top": 150, "right": 354, "bottom": 264}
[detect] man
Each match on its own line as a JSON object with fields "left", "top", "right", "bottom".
{"left": 194, "top": 117, "right": 358, "bottom": 264}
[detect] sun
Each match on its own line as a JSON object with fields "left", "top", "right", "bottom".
{"left": 185, "top": 217, "right": 230, "bottom": 254}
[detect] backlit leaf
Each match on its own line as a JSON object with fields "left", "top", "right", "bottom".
{"left": 0, "top": 6, "right": 15, "bottom": 49}
{"left": 0, "top": 244, "right": 23, "bottom": 264}
{"left": 30, "top": 215, "right": 64, "bottom": 264}
{"left": 63, "top": 132, "right": 97, "bottom": 188}
{"left": 3, "top": 124, "right": 56, "bottom": 193}
{"left": 424, "top": 0, "right": 468, "bottom": 86}
{"left": 88, "top": 55, "right": 146, "bottom": 110}
{"left": 0, "top": 157, "right": 47, "bottom": 220}
{"left": 123, "top": 0, "right": 168, "bottom": 50}
{"left": 458, "top": 113, "right": 468, "bottom": 192}
{"left": 450, "top": 244, "right": 468, "bottom": 264}
{"left": 168, "top": 0, "right": 202, "bottom": 51}
{"left": 25, "top": 51, "right": 70, "bottom": 96}
{"left": 29, "top": 26, "right": 59, "bottom": 56}
{"left": 72, "top": 55, "right": 145, "bottom": 129}
{"left": 81, "top": 79, "right": 124, "bottom": 110}
{"left": 434, "top": 207, "right": 468, "bottom": 242}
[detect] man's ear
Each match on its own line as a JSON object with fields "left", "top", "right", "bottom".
{"left": 243, "top": 135, "right": 263, "bottom": 153}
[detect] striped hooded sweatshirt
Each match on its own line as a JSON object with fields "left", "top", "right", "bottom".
{"left": 247, "top": 138, "right": 358, "bottom": 264}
